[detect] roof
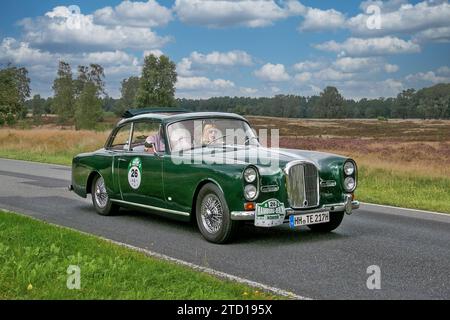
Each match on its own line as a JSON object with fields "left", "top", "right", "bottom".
{"left": 117, "top": 111, "right": 247, "bottom": 126}
{"left": 122, "top": 108, "right": 188, "bottom": 118}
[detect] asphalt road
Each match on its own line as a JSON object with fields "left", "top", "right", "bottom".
{"left": 1, "top": 158, "right": 450, "bottom": 299}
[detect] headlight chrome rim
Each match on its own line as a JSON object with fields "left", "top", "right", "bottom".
{"left": 244, "top": 184, "right": 258, "bottom": 201}
{"left": 344, "top": 161, "right": 355, "bottom": 176}
{"left": 344, "top": 176, "right": 356, "bottom": 192}
{"left": 244, "top": 167, "right": 257, "bottom": 183}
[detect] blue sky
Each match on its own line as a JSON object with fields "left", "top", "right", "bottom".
{"left": 0, "top": 0, "right": 449, "bottom": 99}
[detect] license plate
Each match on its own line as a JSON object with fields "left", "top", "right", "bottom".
{"left": 289, "top": 212, "right": 330, "bottom": 228}
{"left": 255, "top": 199, "right": 285, "bottom": 227}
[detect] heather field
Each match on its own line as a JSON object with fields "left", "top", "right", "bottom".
{"left": 249, "top": 117, "right": 450, "bottom": 213}
{"left": 248, "top": 117, "right": 450, "bottom": 177}
{"left": 0, "top": 117, "right": 449, "bottom": 213}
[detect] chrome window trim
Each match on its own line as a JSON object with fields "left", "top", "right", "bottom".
{"left": 284, "top": 160, "right": 320, "bottom": 209}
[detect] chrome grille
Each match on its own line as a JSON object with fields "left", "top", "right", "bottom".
{"left": 285, "top": 162, "right": 319, "bottom": 209}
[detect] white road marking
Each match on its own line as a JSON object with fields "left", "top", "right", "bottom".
{"left": 360, "top": 202, "right": 450, "bottom": 218}
{"left": 1, "top": 208, "right": 311, "bottom": 300}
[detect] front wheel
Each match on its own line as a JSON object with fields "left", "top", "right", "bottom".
{"left": 196, "top": 183, "right": 238, "bottom": 244}
{"left": 307, "top": 211, "right": 344, "bottom": 232}
{"left": 91, "top": 174, "right": 119, "bottom": 216}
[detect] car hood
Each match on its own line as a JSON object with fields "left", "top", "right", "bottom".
{"left": 184, "top": 145, "right": 348, "bottom": 173}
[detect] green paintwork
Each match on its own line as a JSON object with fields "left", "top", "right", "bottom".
{"left": 71, "top": 112, "right": 357, "bottom": 221}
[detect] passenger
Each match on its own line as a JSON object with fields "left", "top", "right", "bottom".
{"left": 144, "top": 128, "right": 166, "bottom": 153}
{"left": 170, "top": 128, "right": 192, "bottom": 152}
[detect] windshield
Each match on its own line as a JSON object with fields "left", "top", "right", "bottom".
{"left": 167, "top": 119, "right": 258, "bottom": 152}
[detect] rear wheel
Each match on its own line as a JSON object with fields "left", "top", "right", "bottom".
{"left": 91, "top": 174, "right": 119, "bottom": 216}
{"left": 196, "top": 183, "right": 238, "bottom": 244}
{"left": 307, "top": 211, "right": 344, "bottom": 232}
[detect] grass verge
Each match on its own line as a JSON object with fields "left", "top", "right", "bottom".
{"left": 0, "top": 210, "right": 279, "bottom": 300}
{"left": 356, "top": 167, "right": 450, "bottom": 213}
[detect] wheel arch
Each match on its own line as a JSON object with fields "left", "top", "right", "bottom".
{"left": 86, "top": 170, "right": 101, "bottom": 194}
{"left": 190, "top": 178, "right": 224, "bottom": 222}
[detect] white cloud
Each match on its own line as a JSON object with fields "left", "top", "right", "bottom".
{"left": 337, "top": 78, "right": 404, "bottom": 99}
{"left": 413, "top": 26, "right": 450, "bottom": 43}
{"left": 292, "top": 55, "right": 403, "bottom": 95}
{"left": 94, "top": 0, "right": 172, "bottom": 28}
{"left": 359, "top": 0, "right": 407, "bottom": 13}
{"left": 190, "top": 50, "right": 253, "bottom": 66}
{"left": 0, "top": 37, "right": 54, "bottom": 65}
{"left": 176, "top": 50, "right": 253, "bottom": 76}
{"left": 254, "top": 63, "right": 290, "bottom": 82}
{"left": 294, "top": 72, "right": 312, "bottom": 83}
{"left": 314, "top": 36, "right": 420, "bottom": 56}
{"left": 437, "top": 66, "right": 450, "bottom": 76}
{"left": 240, "top": 87, "right": 259, "bottom": 95}
{"left": 405, "top": 70, "right": 450, "bottom": 84}
{"left": 348, "top": 0, "right": 450, "bottom": 40}
{"left": 333, "top": 56, "right": 399, "bottom": 73}
{"left": 83, "top": 50, "right": 139, "bottom": 65}
{"left": 0, "top": 37, "right": 142, "bottom": 98}
{"left": 299, "top": 7, "right": 346, "bottom": 32}
{"left": 19, "top": 6, "right": 170, "bottom": 52}
{"left": 176, "top": 76, "right": 235, "bottom": 90}
{"left": 314, "top": 68, "right": 354, "bottom": 81}
{"left": 143, "top": 49, "right": 164, "bottom": 58}
{"left": 384, "top": 63, "right": 399, "bottom": 73}
{"left": 333, "top": 57, "right": 376, "bottom": 72}
{"left": 173, "top": 0, "right": 306, "bottom": 28}
{"left": 177, "top": 58, "right": 193, "bottom": 76}
{"left": 270, "top": 86, "right": 281, "bottom": 93}
{"left": 293, "top": 60, "right": 325, "bottom": 72}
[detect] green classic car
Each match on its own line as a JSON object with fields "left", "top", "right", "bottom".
{"left": 70, "top": 109, "right": 359, "bottom": 243}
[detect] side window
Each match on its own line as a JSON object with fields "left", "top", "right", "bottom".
{"left": 131, "top": 120, "right": 166, "bottom": 153}
{"left": 109, "top": 123, "right": 132, "bottom": 151}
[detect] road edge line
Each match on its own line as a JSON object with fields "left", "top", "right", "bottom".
{"left": 107, "top": 239, "right": 311, "bottom": 300}
{"left": 360, "top": 202, "right": 450, "bottom": 217}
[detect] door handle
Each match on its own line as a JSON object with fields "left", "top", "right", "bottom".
{"left": 118, "top": 158, "right": 128, "bottom": 162}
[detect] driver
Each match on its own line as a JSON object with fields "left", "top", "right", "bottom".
{"left": 202, "top": 124, "right": 222, "bottom": 145}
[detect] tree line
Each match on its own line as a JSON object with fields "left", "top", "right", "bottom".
{"left": 1, "top": 54, "right": 450, "bottom": 129}
{"left": 177, "top": 85, "right": 450, "bottom": 119}
{"left": 114, "top": 81, "right": 450, "bottom": 120}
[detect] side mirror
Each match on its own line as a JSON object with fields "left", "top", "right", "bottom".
{"left": 123, "top": 140, "right": 130, "bottom": 150}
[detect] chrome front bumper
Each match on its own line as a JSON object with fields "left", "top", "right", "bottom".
{"left": 231, "top": 197, "right": 360, "bottom": 221}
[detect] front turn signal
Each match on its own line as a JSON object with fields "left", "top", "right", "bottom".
{"left": 244, "top": 202, "right": 255, "bottom": 211}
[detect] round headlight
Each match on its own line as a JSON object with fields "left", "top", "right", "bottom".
{"left": 344, "top": 177, "right": 356, "bottom": 192}
{"left": 244, "top": 167, "right": 257, "bottom": 183}
{"left": 344, "top": 161, "right": 355, "bottom": 176}
{"left": 244, "top": 184, "right": 257, "bottom": 200}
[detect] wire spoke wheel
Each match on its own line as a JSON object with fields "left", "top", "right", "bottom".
{"left": 94, "top": 176, "right": 108, "bottom": 209}
{"left": 200, "top": 194, "right": 223, "bottom": 234}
